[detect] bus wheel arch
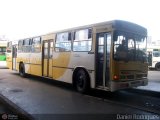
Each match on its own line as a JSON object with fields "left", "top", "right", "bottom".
{"left": 155, "top": 62, "right": 160, "bottom": 71}
{"left": 19, "top": 62, "right": 26, "bottom": 77}
{"left": 72, "top": 67, "right": 90, "bottom": 93}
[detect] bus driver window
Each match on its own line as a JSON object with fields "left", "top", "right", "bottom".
{"left": 116, "top": 39, "right": 127, "bottom": 59}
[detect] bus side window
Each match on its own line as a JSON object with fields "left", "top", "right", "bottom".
{"left": 68, "top": 32, "right": 72, "bottom": 41}
{"left": 32, "top": 37, "right": 41, "bottom": 53}
{"left": 23, "top": 39, "right": 31, "bottom": 52}
{"left": 55, "top": 32, "right": 71, "bottom": 52}
{"left": 73, "top": 28, "right": 92, "bottom": 52}
{"left": 7, "top": 42, "right": 12, "bottom": 53}
{"left": 88, "top": 28, "right": 92, "bottom": 39}
{"left": 18, "top": 40, "right": 23, "bottom": 52}
{"left": 148, "top": 52, "right": 152, "bottom": 66}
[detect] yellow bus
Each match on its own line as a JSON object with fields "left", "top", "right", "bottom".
{"left": 7, "top": 20, "right": 148, "bottom": 93}
{"left": 147, "top": 48, "right": 160, "bottom": 70}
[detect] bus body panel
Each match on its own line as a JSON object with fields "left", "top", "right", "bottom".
{"left": 110, "top": 79, "right": 148, "bottom": 91}
{"left": 17, "top": 53, "right": 31, "bottom": 73}
{"left": 49, "top": 59, "right": 53, "bottom": 77}
{"left": 29, "top": 52, "right": 42, "bottom": 76}
{"left": 6, "top": 53, "right": 12, "bottom": 69}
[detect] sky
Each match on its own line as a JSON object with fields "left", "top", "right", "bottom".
{"left": 0, "top": 0, "right": 160, "bottom": 41}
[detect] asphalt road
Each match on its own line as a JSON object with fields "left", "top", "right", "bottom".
{"left": 0, "top": 102, "right": 12, "bottom": 113}
{"left": 0, "top": 68, "right": 159, "bottom": 120}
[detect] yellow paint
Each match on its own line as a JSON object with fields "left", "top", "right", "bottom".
{"left": 119, "top": 62, "right": 148, "bottom": 72}
{"left": 6, "top": 61, "right": 12, "bottom": 69}
{"left": 49, "top": 59, "right": 52, "bottom": 77}
{"left": 53, "top": 52, "right": 71, "bottom": 79}
{"left": 16, "top": 63, "right": 19, "bottom": 71}
{"left": 43, "top": 59, "right": 48, "bottom": 76}
{"left": 112, "top": 60, "right": 148, "bottom": 80}
{"left": 52, "top": 67, "right": 67, "bottom": 80}
{"left": 30, "top": 64, "right": 42, "bottom": 76}
{"left": 30, "top": 58, "right": 41, "bottom": 64}
{"left": 6, "top": 54, "right": 12, "bottom": 69}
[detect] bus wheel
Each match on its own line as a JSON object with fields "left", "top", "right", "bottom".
{"left": 75, "top": 69, "right": 90, "bottom": 93}
{"left": 19, "top": 63, "right": 26, "bottom": 77}
{"left": 155, "top": 63, "right": 160, "bottom": 71}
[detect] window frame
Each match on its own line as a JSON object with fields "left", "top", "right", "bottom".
{"left": 55, "top": 32, "right": 72, "bottom": 52}
{"left": 32, "top": 37, "right": 41, "bottom": 53}
{"left": 23, "top": 38, "right": 32, "bottom": 52}
{"left": 73, "top": 28, "right": 93, "bottom": 52}
{"left": 18, "top": 40, "right": 23, "bottom": 52}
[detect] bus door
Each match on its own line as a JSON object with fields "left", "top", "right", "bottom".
{"left": 96, "top": 33, "right": 111, "bottom": 88}
{"left": 42, "top": 40, "right": 53, "bottom": 77}
{"left": 12, "top": 45, "right": 17, "bottom": 70}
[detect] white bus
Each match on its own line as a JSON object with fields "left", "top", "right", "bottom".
{"left": 148, "top": 48, "right": 160, "bottom": 70}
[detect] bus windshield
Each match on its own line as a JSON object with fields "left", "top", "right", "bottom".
{"left": 153, "top": 51, "right": 160, "bottom": 57}
{"left": 114, "top": 31, "right": 147, "bottom": 62}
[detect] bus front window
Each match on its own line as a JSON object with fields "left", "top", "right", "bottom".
{"left": 153, "top": 51, "right": 160, "bottom": 57}
{"left": 114, "top": 31, "right": 147, "bottom": 62}
{"left": 135, "top": 37, "right": 147, "bottom": 61}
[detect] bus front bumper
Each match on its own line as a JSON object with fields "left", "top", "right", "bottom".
{"left": 110, "top": 79, "right": 148, "bottom": 92}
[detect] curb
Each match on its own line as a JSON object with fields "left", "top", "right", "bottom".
{"left": 0, "top": 94, "right": 34, "bottom": 120}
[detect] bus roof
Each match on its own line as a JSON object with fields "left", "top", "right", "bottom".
{"left": 113, "top": 20, "right": 147, "bottom": 36}
{"left": 48, "top": 20, "right": 147, "bottom": 36}
{"left": 16, "top": 20, "right": 148, "bottom": 40}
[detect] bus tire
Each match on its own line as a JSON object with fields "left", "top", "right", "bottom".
{"left": 155, "top": 63, "right": 160, "bottom": 71}
{"left": 75, "top": 69, "right": 90, "bottom": 93}
{"left": 19, "top": 63, "right": 26, "bottom": 77}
